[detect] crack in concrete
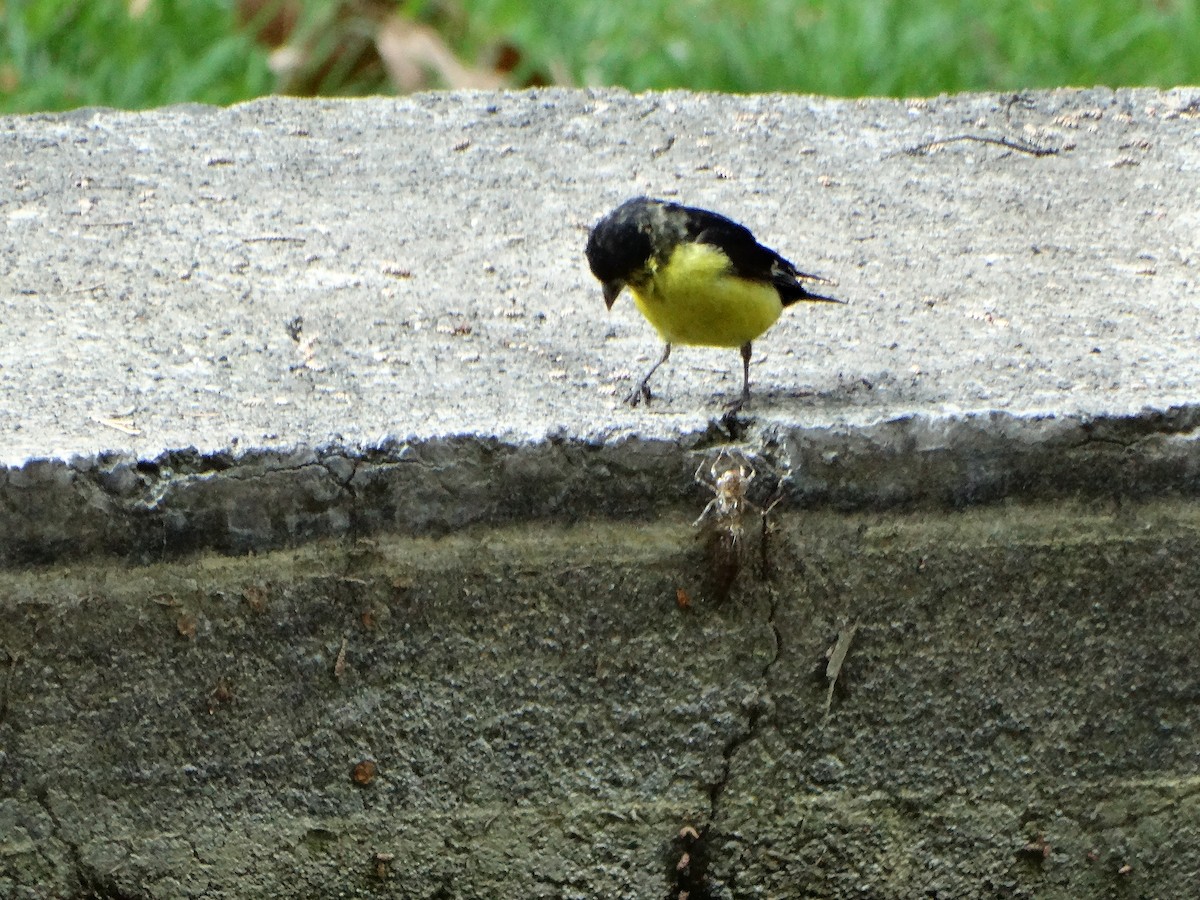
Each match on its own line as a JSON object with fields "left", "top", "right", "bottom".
{"left": 705, "top": 586, "right": 783, "bottom": 829}
{"left": 33, "top": 787, "right": 140, "bottom": 900}
{"left": 128, "top": 459, "right": 348, "bottom": 512}
{"left": 0, "top": 649, "right": 18, "bottom": 726}
{"left": 677, "top": 584, "right": 784, "bottom": 899}
{"left": 34, "top": 787, "right": 86, "bottom": 891}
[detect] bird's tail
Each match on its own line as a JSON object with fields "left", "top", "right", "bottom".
{"left": 791, "top": 290, "right": 843, "bottom": 305}
{"left": 781, "top": 283, "right": 844, "bottom": 307}
{"left": 778, "top": 269, "right": 843, "bottom": 306}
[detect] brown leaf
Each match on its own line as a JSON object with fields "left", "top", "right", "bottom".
{"left": 375, "top": 16, "right": 506, "bottom": 92}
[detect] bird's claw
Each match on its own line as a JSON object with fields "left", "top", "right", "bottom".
{"left": 625, "top": 382, "right": 653, "bottom": 407}
{"left": 724, "top": 390, "right": 751, "bottom": 414}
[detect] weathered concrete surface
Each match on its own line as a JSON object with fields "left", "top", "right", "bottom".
{"left": 3, "top": 502, "right": 1200, "bottom": 898}
{"left": 2, "top": 88, "right": 1200, "bottom": 561}
{"left": 2, "top": 87, "right": 1200, "bottom": 897}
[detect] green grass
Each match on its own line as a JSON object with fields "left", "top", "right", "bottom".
{"left": 2, "top": 0, "right": 1198, "bottom": 114}
{"left": 1, "top": 0, "right": 272, "bottom": 113}
{"left": 439, "top": 0, "right": 1200, "bottom": 95}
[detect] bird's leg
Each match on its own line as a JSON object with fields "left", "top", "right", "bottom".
{"left": 626, "top": 342, "right": 671, "bottom": 406}
{"left": 725, "top": 341, "right": 753, "bottom": 411}
{"left": 741, "top": 342, "right": 753, "bottom": 403}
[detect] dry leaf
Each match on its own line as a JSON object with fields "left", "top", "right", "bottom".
{"left": 376, "top": 16, "right": 505, "bottom": 92}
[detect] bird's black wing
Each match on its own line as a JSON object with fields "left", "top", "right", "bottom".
{"left": 672, "top": 203, "right": 840, "bottom": 306}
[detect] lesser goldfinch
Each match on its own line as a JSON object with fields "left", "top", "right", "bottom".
{"left": 585, "top": 197, "right": 841, "bottom": 408}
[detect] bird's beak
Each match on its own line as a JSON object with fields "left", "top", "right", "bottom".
{"left": 602, "top": 281, "right": 623, "bottom": 309}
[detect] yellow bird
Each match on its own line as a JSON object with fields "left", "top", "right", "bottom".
{"left": 585, "top": 197, "right": 841, "bottom": 408}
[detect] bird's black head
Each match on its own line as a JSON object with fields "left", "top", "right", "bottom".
{"left": 585, "top": 197, "right": 659, "bottom": 308}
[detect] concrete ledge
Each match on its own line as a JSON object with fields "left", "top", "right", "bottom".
{"left": 3, "top": 87, "right": 1200, "bottom": 897}
{"left": 2, "top": 87, "right": 1200, "bottom": 563}
{"left": 6, "top": 404, "right": 1200, "bottom": 566}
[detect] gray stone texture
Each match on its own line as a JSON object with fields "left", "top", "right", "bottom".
{"left": 2, "top": 87, "right": 1200, "bottom": 897}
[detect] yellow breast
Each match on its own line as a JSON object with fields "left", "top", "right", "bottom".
{"left": 628, "top": 242, "right": 783, "bottom": 348}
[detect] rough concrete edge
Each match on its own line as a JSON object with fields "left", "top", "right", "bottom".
{"left": 3, "top": 405, "right": 1200, "bottom": 567}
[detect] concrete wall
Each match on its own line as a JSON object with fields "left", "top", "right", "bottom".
{"left": 2, "top": 87, "right": 1200, "bottom": 898}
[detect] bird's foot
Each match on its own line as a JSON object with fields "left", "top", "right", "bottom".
{"left": 624, "top": 381, "right": 653, "bottom": 407}
{"left": 724, "top": 391, "right": 751, "bottom": 413}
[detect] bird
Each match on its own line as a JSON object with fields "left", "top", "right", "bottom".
{"left": 585, "top": 196, "right": 841, "bottom": 408}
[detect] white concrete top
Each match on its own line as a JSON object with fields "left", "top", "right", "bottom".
{"left": 2, "top": 88, "right": 1197, "bottom": 466}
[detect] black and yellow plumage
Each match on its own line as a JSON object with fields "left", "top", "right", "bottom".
{"left": 585, "top": 197, "right": 841, "bottom": 407}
